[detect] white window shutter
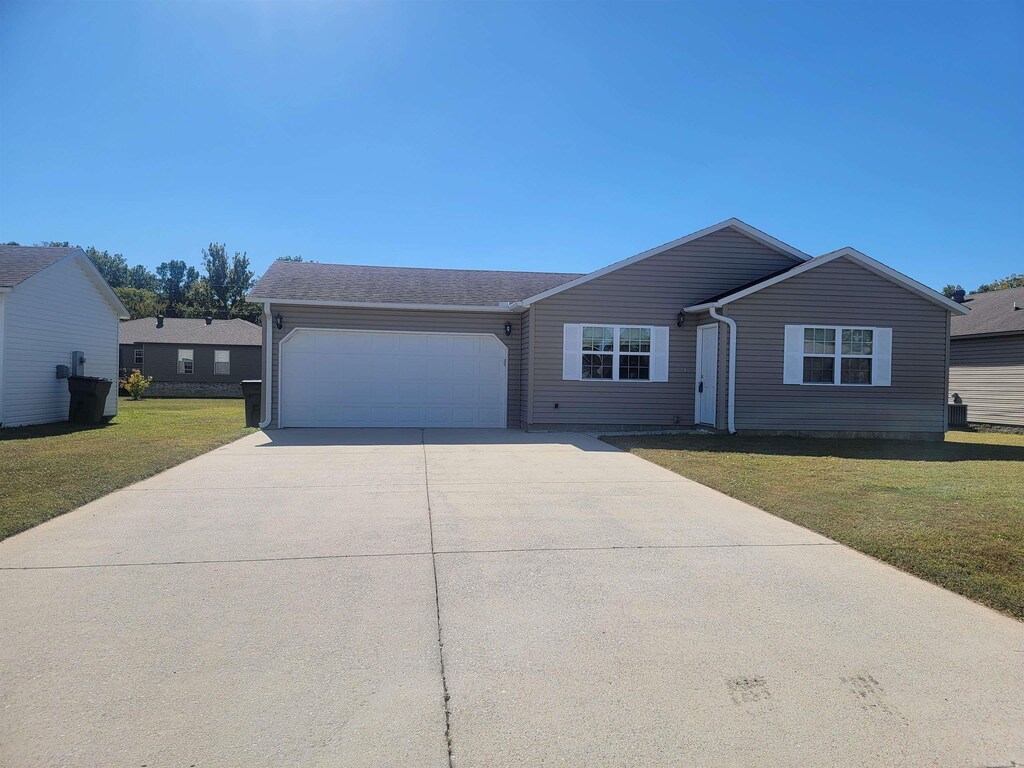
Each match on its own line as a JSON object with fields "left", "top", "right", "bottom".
{"left": 783, "top": 325, "right": 804, "bottom": 384}
{"left": 562, "top": 324, "right": 582, "bottom": 380}
{"left": 872, "top": 327, "right": 892, "bottom": 386}
{"left": 651, "top": 326, "right": 670, "bottom": 382}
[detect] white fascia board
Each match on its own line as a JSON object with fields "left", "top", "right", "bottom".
{"left": 249, "top": 296, "right": 522, "bottom": 313}
{"left": 682, "top": 248, "right": 969, "bottom": 315}
{"left": 519, "top": 218, "right": 810, "bottom": 307}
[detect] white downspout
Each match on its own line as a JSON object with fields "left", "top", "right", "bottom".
{"left": 258, "top": 301, "right": 273, "bottom": 428}
{"left": 708, "top": 304, "right": 737, "bottom": 434}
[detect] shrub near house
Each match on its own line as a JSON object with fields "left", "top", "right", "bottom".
{"left": 120, "top": 369, "right": 153, "bottom": 400}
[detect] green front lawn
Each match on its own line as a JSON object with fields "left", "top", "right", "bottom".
{"left": 603, "top": 430, "right": 1024, "bottom": 620}
{"left": 1, "top": 398, "right": 255, "bottom": 541}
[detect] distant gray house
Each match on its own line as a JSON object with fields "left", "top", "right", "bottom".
{"left": 0, "top": 245, "right": 128, "bottom": 427}
{"left": 948, "top": 285, "right": 1024, "bottom": 426}
{"left": 119, "top": 317, "right": 262, "bottom": 398}
{"left": 248, "top": 218, "right": 968, "bottom": 438}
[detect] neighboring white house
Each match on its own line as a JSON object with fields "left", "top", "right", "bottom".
{"left": 0, "top": 245, "right": 129, "bottom": 427}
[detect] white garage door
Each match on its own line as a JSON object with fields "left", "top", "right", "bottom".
{"left": 279, "top": 329, "right": 508, "bottom": 428}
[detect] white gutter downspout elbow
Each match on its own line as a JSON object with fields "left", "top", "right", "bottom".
{"left": 258, "top": 301, "right": 274, "bottom": 428}
{"left": 708, "top": 305, "right": 737, "bottom": 434}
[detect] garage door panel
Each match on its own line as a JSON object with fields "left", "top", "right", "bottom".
{"left": 478, "top": 357, "right": 504, "bottom": 381}
{"left": 424, "top": 357, "right": 456, "bottom": 381}
{"left": 280, "top": 330, "right": 506, "bottom": 428}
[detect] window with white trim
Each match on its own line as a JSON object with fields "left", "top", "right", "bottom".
{"left": 134, "top": 348, "right": 144, "bottom": 364}
{"left": 177, "top": 348, "right": 194, "bottom": 375}
{"left": 578, "top": 325, "right": 653, "bottom": 380}
{"left": 214, "top": 349, "right": 230, "bottom": 375}
{"left": 784, "top": 325, "right": 891, "bottom": 386}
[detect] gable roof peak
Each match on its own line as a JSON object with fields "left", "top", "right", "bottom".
{"left": 518, "top": 218, "right": 810, "bottom": 306}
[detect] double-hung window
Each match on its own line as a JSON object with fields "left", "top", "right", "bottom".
{"left": 582, "top": 325, "right": 651, "bottom": 380}
{"left": 784, "top": 325, "right": 891, "bottom": 386}
{"left": 177, "top": 348, "right": 194, "bottom": 375}
{"left": 134, "top": 347, "right": 144, "bottom": 365}
{"left": 214, "top": 349, "right": 230, "bottom": 376}
{"left": 564, "top": 324, "right": 668, "bottom": 382}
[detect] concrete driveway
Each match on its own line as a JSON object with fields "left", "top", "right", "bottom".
{"left": 1, "top": 429, "right": 1021, "bottom": 767}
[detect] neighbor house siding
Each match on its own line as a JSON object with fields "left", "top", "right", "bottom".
{"left": 527, "top": 227, "right": 799, "bottom": 428}
{"left": 267, "top": 304, "right": 520, "bottom": 428}
{"left": 119, "top": 343, "right": 261, "bottom": 384}
{"left": 726, "top": 256, "right": 949, "bottom": 435}
{"left": 2, "top": 257, "right": 120, "bottom": 427}
{"left": 949, "top": 334, "right": 1024, "bottom": 426}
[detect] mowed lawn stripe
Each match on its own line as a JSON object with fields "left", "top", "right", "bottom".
{"left": 603, "top": 430, "right": 1024, "bottom": 620}
{"left": 1, "top": 398, "right": 254, "bottom": 541}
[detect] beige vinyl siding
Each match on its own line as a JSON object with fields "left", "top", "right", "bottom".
{"left": 726, "top": 256, "right": 949, "bottom": 434}
{"left": 520, "top": 308, "right": 531, "bottom": 427}
{"left": 949, "top": 334, "right": 1024, "bottom": 426}
{"left": 529, "top": 227, "right": 798, "bottom": 427}
{"left": 267, "top": 304, "right": 520, "bottom": 428}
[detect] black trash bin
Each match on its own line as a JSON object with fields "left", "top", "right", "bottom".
{"left": 67, "top": 376, "right": 113, "bottom": 425}
{"left": 241, "top": 380, "right": 262, "bottom": 427}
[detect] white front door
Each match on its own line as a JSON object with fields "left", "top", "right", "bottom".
{"left": 279, "top": 329, "right": 508, "bottom": 428}
{"left": 695, "top": 324, "right": 718, "bottom": 426}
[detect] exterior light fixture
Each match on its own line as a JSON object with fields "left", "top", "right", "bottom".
{"left": 504, "top": 321, "right": 512, "bottom": 337}
{"left": 676, "top": 311, "right": 685, "bottom": 327}
{"left": 274, "top": 313, "right": 283, "bottom": 330}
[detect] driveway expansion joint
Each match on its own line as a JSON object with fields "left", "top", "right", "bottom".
{"left": 423, "top": 429, "right": 456, "bottom": 768}
{"left": 0, "top": 542, "right": 840, "bottom": 571}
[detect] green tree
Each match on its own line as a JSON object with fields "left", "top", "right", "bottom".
{"left": 38, "top": 240, "right": 71, "bottom": 247}
{"left": 114, "top": 287, "right": 165, "bottom": 319}
{"left": 975, "top": 273, "right": 1024, "bottom": 293}
{"left": 83, "top": 247, "right": 129, "bottom": 287}
{"left": 156, "top": 260, "right": 200, "bottom": 312}
{"left": 127, "top": 264, "right": 159, "bottom": 292}
{"left": 181, "top": 278, "right": 219, "bottom": 318}
{"left": 942, "top": 283, "right": 964, "bottom": 298}
{"left": 229, "top": 299, "right": 263, "bottom": 325}
{"left": 276, "top": 255, "right": 303, "bottom": 262}
{"left": 202, "top": 242, "right": 254, "bottom": 312}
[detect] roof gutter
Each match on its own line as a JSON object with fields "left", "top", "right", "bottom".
{"left": 244, "top": 296, "right": 523, "bottom": 313}
{"left": 258, "top": 302, "right": 273, "bottom": 429}
{"left": 708, "top": 305, "right": 737, "bottom": 435}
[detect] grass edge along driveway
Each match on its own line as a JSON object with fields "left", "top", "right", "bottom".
{"left": 602, "top": 430, "right": 1024, "bottom": 621}
{"left": 1, "top": 398, "right": 255, "bottom": 541}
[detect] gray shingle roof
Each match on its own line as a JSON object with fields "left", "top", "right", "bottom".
{"left": 0, "top": 245, "right": 80, "bottom": 288}
{"left": 119, "top": 317, "right": 263, "bottom": 346}
{"left": 249, "top": 261, "right": 584, "bottom": 306}
{"left": 951, "top": 286, "right": 1024, "bottom": 337}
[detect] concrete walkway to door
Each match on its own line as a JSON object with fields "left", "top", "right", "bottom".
{"left": 1, "top": 428, "right": 1021, "bottom": 767}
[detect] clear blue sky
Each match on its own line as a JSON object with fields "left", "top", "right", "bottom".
{"left": 1, "top": 0, "right": 1020, "bottom": 291}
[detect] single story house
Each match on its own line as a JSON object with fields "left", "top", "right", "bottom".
{"left": 247, "top": 218, "right": 968, "bottom": 438}
{"left": 119, "top": 317, "right": 262, "bottom": 397}
{"left": 948, "top": 285, "right": 1024, "bottom": 426}
{"left": 0, "top": 245, "right": 128, "bottom": 427}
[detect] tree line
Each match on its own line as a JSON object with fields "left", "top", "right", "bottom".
{"left": 943, "top": 272, "right": 1023, "bottom": 298}
{"left": 3, "top": 240, "right": 304, "bottom": 324}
